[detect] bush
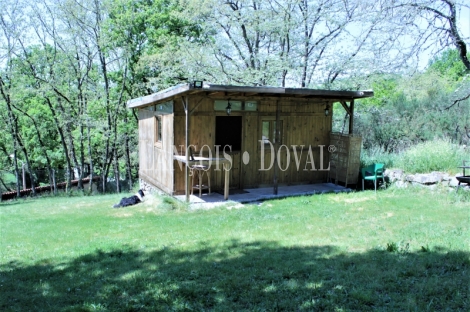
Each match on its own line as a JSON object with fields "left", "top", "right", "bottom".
{"left": 0, "top": 171, "right": 17, "bottom": 194}
{"left": 395, "top": 139, "right": 468, "bottom": 174}
{"left": 353, "top": 69, "right": 470, "bottom": 155}
{"left": 360, "top": 146, "right": 399, "bottom": 169}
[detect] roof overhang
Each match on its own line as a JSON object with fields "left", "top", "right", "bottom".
{"left": 127, "top": 83, "right": 374, "bottom": 109}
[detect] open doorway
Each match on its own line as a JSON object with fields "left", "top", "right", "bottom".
{"left": 215, "top": 116, "right": 242, "bottom": 151}
{"left": 215, "top": 116, "right": 242, "bottom": 190}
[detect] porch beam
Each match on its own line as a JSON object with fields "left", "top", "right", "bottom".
{"left": 340, "top": 101, "right": 351, "bottom": 116}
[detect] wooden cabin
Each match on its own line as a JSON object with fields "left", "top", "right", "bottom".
{"left": 127, "top": 83, "right": 373, "bottom": 201}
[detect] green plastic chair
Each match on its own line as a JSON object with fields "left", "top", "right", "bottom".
{"left": 361, "top": 163, "right": 385, "bottom": 192}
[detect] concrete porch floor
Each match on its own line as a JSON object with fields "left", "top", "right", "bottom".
{"left": 174, "top": 183, "right": 352, "bottom": 208}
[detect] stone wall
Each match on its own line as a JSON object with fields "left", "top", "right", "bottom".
{"left": 139, "top": 178, "right": 165, "bottom": 195}
{"left": 385, "top": 169, "right": 469, "bottom": 190}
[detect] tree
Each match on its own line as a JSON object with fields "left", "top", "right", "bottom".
{"left": 428, "top": 49, "right": 469, "bottom": 80}
{"left": 174, "top": 0, "right": 469, "bottom": 88}
{"left": 0, "top": 0, "right": 203, "bottom": 196}
{"left": 397, "top": 0, "right": 469, "bottom": 71}
{"left": 0, "top": 0, "right": 36, "bottom": 195}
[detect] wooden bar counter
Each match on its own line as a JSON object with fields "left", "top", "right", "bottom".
{"left": 174, "top": 155, "right": 231, "bottom": 200}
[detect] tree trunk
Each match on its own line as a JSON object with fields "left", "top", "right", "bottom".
{"left": 445, "top": 0, "right": 470, "bottom": 71}
{"left": 87, "top": 122, "right": 94, "bottom": 194}
{"left": 56, "top": 98, "right": 81, "bottom": 189}
{"left": 12, "top": 150, "right": 20, "bottom": 197}
{"left": 4, "top": 100, "right": 36, "bottom": 195}
{"left": 114, "top": 152, "right": 120, "bottom": 193}
{"left": 78, "top": 123, "right": 85, "bottom": 190}
{"left": 124, "top": 130, "right": 133, "bottom": 190}
{"left": 13, "top": 105, "right": 55, "bottom": 194}
{"left": 0, "top": 174, "right": 12, "bottom": 192}
{"left": 45, "top": 97, "right": 72, "bottom": 190}
{"left": 17, "top": 134, "right": 36, "bottom": 195}
{"left": 0, "top": 76, "right": 21, "bottom": 197}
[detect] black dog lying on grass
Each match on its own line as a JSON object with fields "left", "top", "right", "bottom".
{"left": 113, "top": 189, "right": 145, "bottom": 208}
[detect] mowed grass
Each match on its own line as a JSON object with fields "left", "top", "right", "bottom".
{"left": 0, "top": 188, "right": 469, "bottom": 311}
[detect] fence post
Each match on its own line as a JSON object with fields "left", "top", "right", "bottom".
{"left": 21, "top": 163, "right": 26, "bottom": 190}
{"left": 66, "top": 169, "right": 70, "bottom": 193}
{"left": 52, "top": 169, "right": 57, "bottom": 194}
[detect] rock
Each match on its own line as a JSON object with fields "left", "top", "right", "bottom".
{"left": 431, "top": 171, "right": 449, "bottom": 181}
{"left": 394, "top": 181, "right": 408, "bottom": 188}
{"left": 388, "top": 168, "right": 467, "bottom": 190}
{"left": 440, "top": 173, "right": 451, "bottom": 181}
{"left": 409, "top": 172, "right": 442, "bottom": 185}
{"left": 448, "top": 176, "right": 460, "bottom": 187}
{"left": 385, "top": 169, "right": 404, "bottom": 183}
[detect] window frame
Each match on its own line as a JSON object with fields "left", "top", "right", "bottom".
{"left": 260, "top": 118, "right": 283, "bottom": 149}
{"left": 154, "top": 115, "right": 162, "bottom": 148}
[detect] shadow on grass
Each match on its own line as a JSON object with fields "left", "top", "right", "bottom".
{"left": 1, "top": 241, "right": 469, "bottom": 311}
{"left": 0, "top": 200, "right": 23, "bottom": 207}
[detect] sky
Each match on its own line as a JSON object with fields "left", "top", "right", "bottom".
{"left": 461, "top": 6, "right": 470, "bottom": 38}
{"left": 415, "top": 5, "right": 469, "bottom": 70}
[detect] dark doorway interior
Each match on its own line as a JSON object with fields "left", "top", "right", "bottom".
{"left": 215, "top": 116, "right": 242, "bottom": 151}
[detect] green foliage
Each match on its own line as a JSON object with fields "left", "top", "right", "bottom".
{"left": 105, "top": 0, "right": 205, "bottom": 93}
{"left": 355, "top": 68, "right": 470, "bottom": 155}
{"left": 0, "top": 0, "right": 203, "bottom": 192}
{"left": 359, "top": 75, "right": 403, "bottom": 107}
{"left": 0, "top": 171, "right": 16, "bottom": 193}
{"left": 427, "top": 49, "right": 469, "bottom": 81}
{"left": 396, "top": 139, "right": 468, "bottom": 174}
{"left": 360, "top": 146, "right": 399, "bottom": 169}
{"left": 360, "top": 138, "right": 469, "bottom": 174}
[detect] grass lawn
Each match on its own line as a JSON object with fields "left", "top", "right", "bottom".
{"left": 1, "top": 187, "right": 469, "bottom": 311}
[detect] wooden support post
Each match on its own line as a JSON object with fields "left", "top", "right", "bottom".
{"left": 224, "top": 163, "right": 230, "bottom": 200}
{"left": 273, "top": 99, "right": 280, "bottom": 195}
{"left": 183, "top": 96, "right": 190, "bottom": 202}
{"left": 349, "top": 100, "right": 355, "bottom": 135}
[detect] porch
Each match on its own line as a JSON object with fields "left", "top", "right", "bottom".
{"left": 174, "top": 182, "right": 352, "bottom": 208}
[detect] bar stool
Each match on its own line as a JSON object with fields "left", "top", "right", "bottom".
{"left": 190, "top": 165, "right": 211, "bottom": 197}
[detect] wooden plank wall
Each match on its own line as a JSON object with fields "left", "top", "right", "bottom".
{"left": 155, "top": 95, "right": 332, "bottom": 194}
{"left": 173, "top": 97, "right": 216, "bottom": 194}
{"left": 138, "top": 110, "right": 154, "bottom": 179}
{"left": 138, "top": 109, "right": 174, "bottom": 194}
{"left": 253, "top": 98, "right": 331, "bottom": 187}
